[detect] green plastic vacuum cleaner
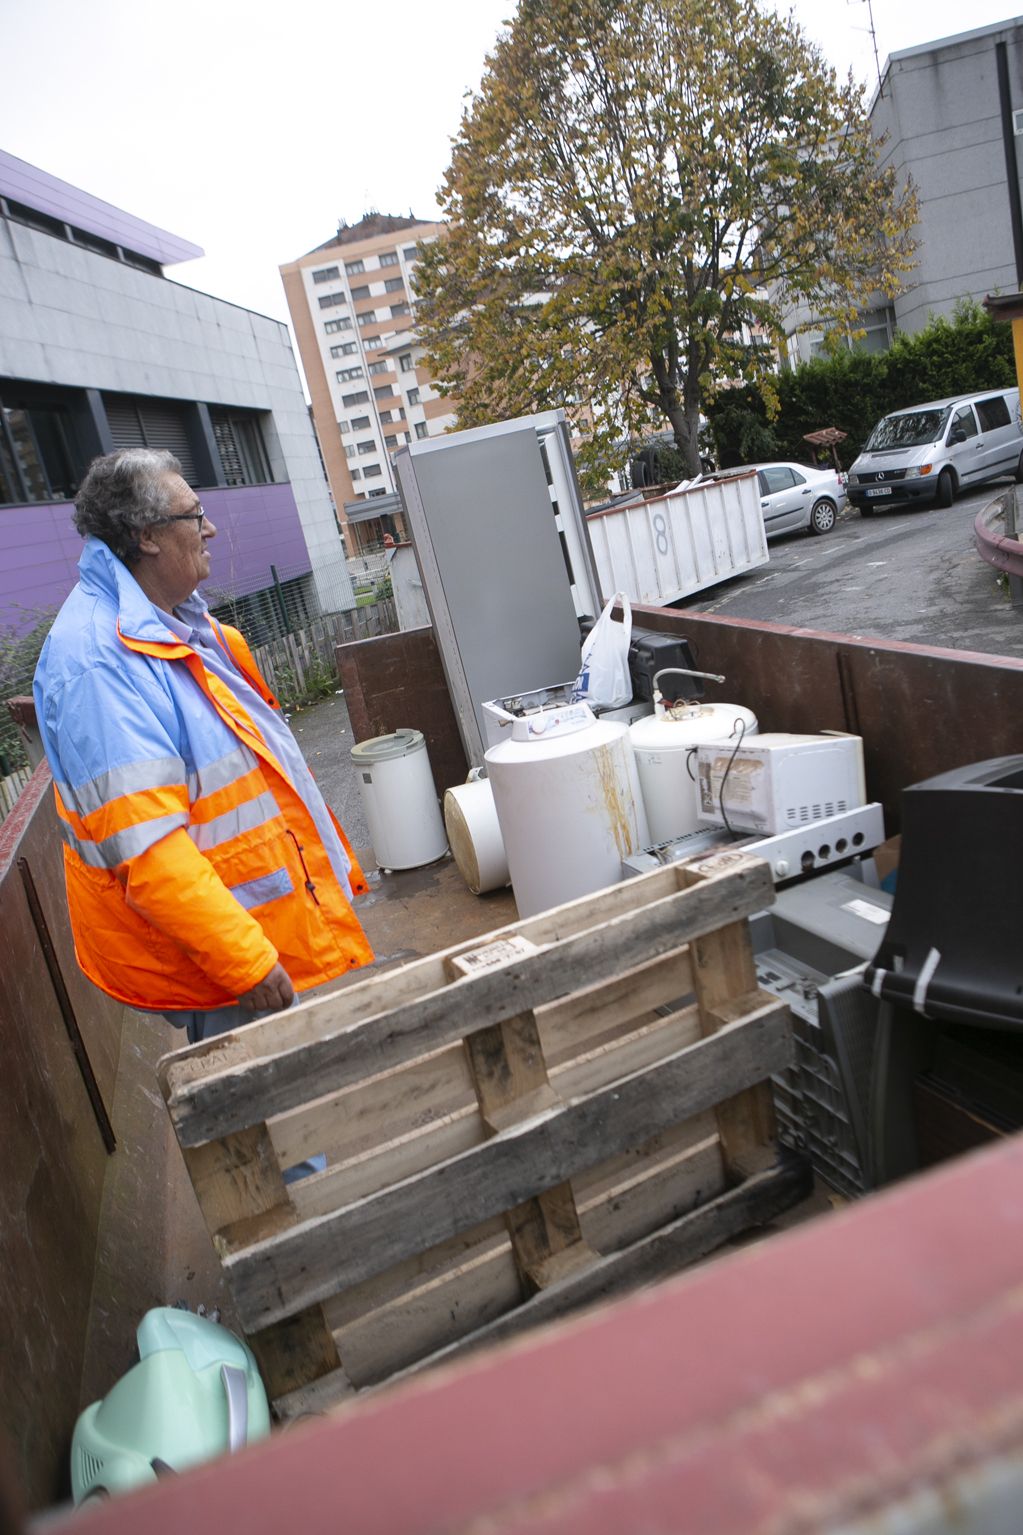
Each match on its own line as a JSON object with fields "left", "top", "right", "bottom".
{"left": 71, "top": 1307, "right": 270, "bottom": 1502}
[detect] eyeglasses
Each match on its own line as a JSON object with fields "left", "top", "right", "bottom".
{"left": 160, "top": 504, "right": 206, "bottom": 530}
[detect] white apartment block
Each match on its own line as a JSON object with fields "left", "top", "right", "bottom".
{"left": 280, "top": 215, "right": 456, "bottom": 555}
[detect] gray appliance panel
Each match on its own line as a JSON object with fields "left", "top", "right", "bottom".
{"left": 397, "top": 428, "right": 584, "bottom": 766}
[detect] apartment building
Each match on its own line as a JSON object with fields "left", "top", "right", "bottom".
{"left": 280, "top": 214, "right": 456, "bottom": 555}
{"left": 0, "top": 150, "right": 354, "bottom": 638}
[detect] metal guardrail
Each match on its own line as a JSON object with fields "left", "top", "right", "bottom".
{"left": 975, "top": 488, "right": 1023, "bottom": 607}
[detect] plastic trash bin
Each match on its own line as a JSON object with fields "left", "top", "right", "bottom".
{"left": 351, "top": 728, "right": 448, "bottom": 871}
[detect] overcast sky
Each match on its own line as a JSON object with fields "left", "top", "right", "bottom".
{"left": 2, "top": 0, "right": 1020, "bottom": 331}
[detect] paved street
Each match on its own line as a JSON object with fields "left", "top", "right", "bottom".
{"left": 678, "top": 480, "right": 1023, "bottom": 660}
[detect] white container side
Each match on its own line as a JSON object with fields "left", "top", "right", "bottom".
{"left": 443, "top": 779, "right": 510, "bottom": 894}
{"left": 485, "top": 718, "right": 648, "bottom": 919}
{"left": 630, "top": 704, "right": 759, "bottom": 844}
{"left": 351, "top": 730, "right": 448, "bottom": 870}
{"left": 586, "top": 473, "right": 768, "bottom": 605}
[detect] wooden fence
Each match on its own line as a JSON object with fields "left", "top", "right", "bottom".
{"left": 249, "top": 600, "right": 397, "bottom": 706}
{"left": 1, "top": 765, "right": 32, "bottom": 821}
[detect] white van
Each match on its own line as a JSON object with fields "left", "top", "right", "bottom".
{"left": 847, "top": 388, "right": 1023, "bottom": 514}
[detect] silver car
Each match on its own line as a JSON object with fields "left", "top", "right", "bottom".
{"left": 720, "top": 461, "right": 845, "bottom": 539}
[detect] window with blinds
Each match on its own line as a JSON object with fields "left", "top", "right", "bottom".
{"left": 102, "top": 394, "right": 198, "bottom": 482}
{"left": 209, "top": 409, "right": 272, "bottom": 487}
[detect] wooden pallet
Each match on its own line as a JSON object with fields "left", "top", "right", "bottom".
{"left": 159, "top": 851, "right": 810, "bottom": 1418}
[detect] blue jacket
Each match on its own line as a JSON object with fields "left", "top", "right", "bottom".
{"left": 34, "top": 539, "right": 372, "bottom": 1010}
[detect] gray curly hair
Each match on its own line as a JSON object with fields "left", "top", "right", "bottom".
{"left": 73, "top": 448, "right": 183, "bottom": 565}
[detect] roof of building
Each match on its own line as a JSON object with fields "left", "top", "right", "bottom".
{"left": 0, "top": 149, "right": 203, "bottom": 267}
{"left": 307, "top": 213, "right": 427, "bottom": 254}
{"left": 888, "top": 14, "right": 1023, "bottom": 66}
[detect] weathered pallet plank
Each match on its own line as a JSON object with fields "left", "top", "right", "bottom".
{"left": 161, "top": 866, "right": 688, "bottom": 1090}
{"left": 319, "top": 1118, "right": 723, "bottom": 1325}
{"left": 285, "top": 1005, "right": 704, "bottom": 1220}
{"left": 453, "top": 945, "right": 594, "bottom": 1294}
{"left": 161, "top": 857, "right": 774, "bottom": 1148}
{"left": 182, "top": 1124, "right": 345, "bottom": 1399}
{"left": 267, "top": 945, "right": 694, "bottom": 1171}
{"left": 689, "top": 897, "right": 780, "bottom": 1182}
{"left": 333, "top": 1241, "right": 521, "bottom": 1387}
{"left": 273, "top": 1154, "right": 811, "bottom": 1420}
{"left": 318, "top": 1120, "right": 721, "bottom": 1336}
{"left": 402, "top": 1153, "right": 814, "bottom": 1377}
{"left": 223, "top": 998, "right": 793, "bottom": 1329}
{"left": 316, "top": 1133, "right": 725, "bottom": 1389}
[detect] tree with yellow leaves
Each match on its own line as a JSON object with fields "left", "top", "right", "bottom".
{"left": 414, "top": 0, "right": 917, "bottom": 491}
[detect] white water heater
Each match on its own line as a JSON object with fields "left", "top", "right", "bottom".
{"left": 485, "top": 703, "right": 649, "bottom": 919}
{"left": 629, "top": 703, "right": 759, "bottom": 844}
{"left": 443, "top": 777, "right": 510, "bottom": 894}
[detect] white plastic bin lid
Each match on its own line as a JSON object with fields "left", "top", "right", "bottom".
{"left": 350, "top": 728, "right": 426, "bottom": 763}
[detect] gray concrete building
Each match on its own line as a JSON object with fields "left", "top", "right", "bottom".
{"left": 784, "top": 16, "right": 1023, "bottom": 365}
{"left": 0, "top": 150, "right": 354, "bottom": 633}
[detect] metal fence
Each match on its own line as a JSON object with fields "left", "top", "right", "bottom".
{"left": 248, "top": 599, "right": 398, "bottom": 708}
{"left": 347, "top": 553, "right": 391, "bottom": 585}
{"left": 204, "top": 555, "right": 361, "bottom": 650}
{"left": 1, "top": 608, "right": 55, "bottom": 821}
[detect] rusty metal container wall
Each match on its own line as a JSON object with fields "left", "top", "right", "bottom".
{"left": 0, "top": 765, "right": 122, "bottom": 1509}
{"left": 0, "top": 763, "right": 223, "bottom": 1514}
{"left": 57, "top": 1136, "right": 1023, "bottom": 1535}
{"left": 585, "top": 472, "right": 769, "bottom": 605}
{"left": 336, "top": 616, "right": 1023, "bottom": 838}
{"left": 628, "top": 605, "right": 1023, "bottom": 835}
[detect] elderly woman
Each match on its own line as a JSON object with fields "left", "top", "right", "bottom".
{"left": 34, "top": 448, "right": 373, "bottom": 1050}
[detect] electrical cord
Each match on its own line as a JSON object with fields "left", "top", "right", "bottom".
{"left": 717, "top": 717, "right": 749, "bottom": 840}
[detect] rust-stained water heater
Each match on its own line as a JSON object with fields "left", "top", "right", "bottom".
{"left": 484, "top": 703, "right": 648, "bottom": 919}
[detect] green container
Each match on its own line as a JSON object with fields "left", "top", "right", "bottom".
{"left": 71, "top": 1308, "right": 270, "bottom": 1503}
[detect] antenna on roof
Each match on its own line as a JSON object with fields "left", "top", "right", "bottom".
{"left": 847, "top": 0, "right": 884, "bottom": 100}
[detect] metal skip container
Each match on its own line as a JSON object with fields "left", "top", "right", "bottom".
{"left": 484, "top": 703, "right": 649, "bottom": 919}
{"left": 585, "top": 471, "right": 768, "bottom": 607}
{"left": 350, "top": 728, "right": 448, "bottom": 871}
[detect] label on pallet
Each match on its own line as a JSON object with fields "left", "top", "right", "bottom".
{"left": 452, "top": 935, "right": 540, "bottom": 975}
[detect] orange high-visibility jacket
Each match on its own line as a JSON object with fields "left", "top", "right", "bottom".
{"left": 33, "top": 539, "right": 374, "bottom": 1010}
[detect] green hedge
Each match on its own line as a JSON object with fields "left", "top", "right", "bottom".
{"left": 706, "top": 302, "right": 1017, "bottom": 470}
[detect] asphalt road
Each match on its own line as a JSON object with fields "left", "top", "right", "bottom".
{"left": 287, "top": 691, "right": 372, "bottom": 850}
{"left": 677, "top": 479, "right": 1023, "bottom": 661}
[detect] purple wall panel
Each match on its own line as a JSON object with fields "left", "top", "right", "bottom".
{"left": 199, "top": 485, "right": 311, "bottom": 599}
{"left": 0, "top": 151, "right": 203, "bottom": 267}
{"left": 0, "top": 483, "right": 310, "bottom": 632}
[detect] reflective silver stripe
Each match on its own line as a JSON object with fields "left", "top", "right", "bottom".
{"left": 192, "top": 744, "right": 261, "bottom": 801}
{"left": 57, "top": 756, "right": 186, "bottom": 818}
{"left": 188, "top": 791, "right": 281, "bottom": 853}
{"left": 61, "top": 811, "right": 188, "bottom": 868}
{"left": 229, "top": 867, "right": 294, "bottom": 910}
{"left": 913, "top": 946, "right": 942, "bottom": 1014}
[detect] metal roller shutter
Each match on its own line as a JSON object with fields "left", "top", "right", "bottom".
{"left": 101, "top": 394, "right": 198, "bottom": 483}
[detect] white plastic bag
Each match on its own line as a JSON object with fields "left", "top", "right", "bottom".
{"left": 571, "top": 592, "right": 633, "bottom": 709}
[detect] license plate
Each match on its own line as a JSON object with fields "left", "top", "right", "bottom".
{"left": 866, "top": 487, "right": 892, "bottom": 497}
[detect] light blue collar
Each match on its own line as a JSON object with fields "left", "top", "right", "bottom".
{"left": 78, "top": 537, "right": 209, "bottom": 645}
